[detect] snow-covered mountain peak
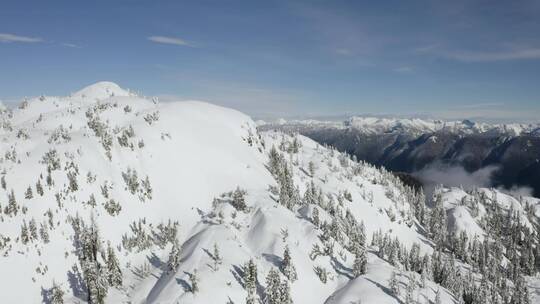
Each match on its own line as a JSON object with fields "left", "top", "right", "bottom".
{"left": 72, "top": 81, "right": 133, "bottom": 100}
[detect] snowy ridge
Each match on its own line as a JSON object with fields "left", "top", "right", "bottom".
{"left": 0, "top": 82, "right": 538, "bottom": 304}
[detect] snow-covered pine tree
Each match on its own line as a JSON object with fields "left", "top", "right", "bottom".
{"left": 389, "top": 271, "right": 399, "bottom": 296}
{"left": 265, "top": 268, "right": 282, "bottom": 304}
{"left": 212, "top": 243, "right": 222, "bottom": 271}
{"left": 352, "top": 245, "right": 367, "bottom": 277}
{"left": 405, "top": 275, "right": 416, "bottom": 304}
{"left": 244, "top": 259, "right": 258, "bottom": 304}
{"left": 280, "top": 245, "right": 297, "bottom": 282}
{"left": 29, "top": 218, "right": 38, "bottom": 240}
{"left": 190, "top": 269, "right": 199, "bottom": 293}
{"left": 308, "top": 161, "right": 316, "bottom": 176}
{"left": 106, "top": 243, "right": 122, "bottom": 287}
{"left": 5, "top": 189, "right": 18, "bottom": 216}
{"left": 232, "top": 187, "right": 247, "bottom": 211}
{"left": 268, "top": 145, "right": 283, "bottom": 177}
{"left": 50, "top": 281, "right": 64, "bottom": 304}
{"left": 25, "top": 186, "right": 33, "bottom": 199}
{"left": 429, "top": 190, "right": 447, "bottom": 249}
{"left": 279, "top": 280, "right": 293, "bottom": 304}
{"left": 312, "top": 206, "right": 320, "bottom": 227}
{"left": 168, "top": 239, "right": 181, "bottom": 272}
{"left": 77, "top": 216, "right": 108, "bottom": 304}
{"left": 39, "top": 222, "right": 50, "bottom": 244}
{"left": 512, "top": 274, "right": 531, "bottom": 304}
{"left": 20, "top": 220, "right": 30, "bottom": 244}
{"left": 420, "top": 267, "right": 427, "bottom": 288}
{"left": 36, "top": 179, "right": 44, "bottom": 196}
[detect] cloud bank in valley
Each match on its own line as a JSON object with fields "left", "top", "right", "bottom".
{"left": 413, "top": 163, "right": 499, "bottom": 198}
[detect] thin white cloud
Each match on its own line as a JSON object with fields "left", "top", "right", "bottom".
{"left": 147, "top": 36, "right": 192, "bottom": 46}
{"left": 416, "top": 43, "right": 540, "bottom": 62}
{"left": 0, "top": 33, "right": 42, "bottom": 43}
{"left": 62, "top": 43, "right": 81, "bottom": 48}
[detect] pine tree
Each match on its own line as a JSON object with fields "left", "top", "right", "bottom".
{"left": 312, "top": 206, "right": 320, "bottom": 227}
{"left": 244, "top": 259, "right": 258, "bottom": 304}
{"left": 512, "top": 274, "right": 530, "bottom": 304}
{"left": 46, "top": 168, "right": 53, "bottom": 187}
{"left": 39, "top": 222, "right": 50, "bottom": 244}
{"left": 268, "top": 145, "right": 283, "bottom": 177}
{"left": 21, "top": 220, "right": 30, "bottom": 244}
{"left": 78, "top": 216, "right": 108, "bottom": 304}
{"left": 308, "top": 161, "right": 316, "bottom": 177}
{"left": 106, "top": 243, "right": 122, "bottom": 287}
{"left": 265, "top": 268, "right": 282, "bottom": 304}
{"left": 5, "top": 189, "right": 18, "bottom": 216}
{"left": 212, "top": 243, "right": 222, "bottom": 271}
{"left": 281, "top": 246, "right": 297, "bottom": 282}
{"left": 352, "top": 251, "right": 367, "bottom": 277}
{"left": 0, "top": 175, "right": 6, "bottom": 190}
{"left": 82, "top": 259, "right": 108, "bottom": 304}
{"left": 405, "top": 275, "right": 416, "bottom": 304}
{"left": 279, "top": 280, "right": 293, "bottom": 304}
{"left": 429, "top": 191, "right": 447, "bottom": 249}
{"left": 389, "top": 271, "right": 399, "bottom": 296}
{"left": 420, "top": 268, "right": 427, "bottom": 288}
{"left": 36, "top": 179, "right": 44, "bottom": 196}
{"left": 29, "top": 218, "right": 38, "bottom": 240}
{"left": 71, "top": 216, "right": 109, "bottom": 304}
{"left": 168, "top": 239, "right": 181, "bottom": 272}
{"left": 232, "top": 187, "right": 247, "bottom": 211}
{"left": 352, "top": 240, "right": 367, "bottom": 277}
{"left": 190, "top": 269, "right": 199, "bottom": 293}
{"left": 25, "top": 186, "right": 33, "bottom": 199}
{"left": 51, "top": 281, "right": 64, "bottom": 304}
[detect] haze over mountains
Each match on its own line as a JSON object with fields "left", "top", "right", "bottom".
{"left": 260, "top": 117, "right": 540, "bottom": 198}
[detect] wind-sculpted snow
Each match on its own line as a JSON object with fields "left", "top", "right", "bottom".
{"left": 0, "top": 82, "right": 538, "bottom": 304}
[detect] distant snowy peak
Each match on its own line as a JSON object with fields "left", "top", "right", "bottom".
{"left": 264, "top": 116, "right": 539, "bottom": 137}
{"left": 347, "top": 116, "right": 540, "bottom": 136}
{"left": 71, "top": 81, "right": 133, "bottom": 100}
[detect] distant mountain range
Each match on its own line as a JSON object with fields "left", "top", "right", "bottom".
{"left": 259, "top": 117, "right": 540, "bottom": 197}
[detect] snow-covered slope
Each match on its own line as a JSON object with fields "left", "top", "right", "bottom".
{"left": 0, "top": 82, "right": 538, "bottom": 304}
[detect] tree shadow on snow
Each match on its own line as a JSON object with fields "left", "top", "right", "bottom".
{"left": 330, "top": 256, "right": 354, "bottom": 280}
{"left": 40, "top": 287, "right": 52, "bottom": 304}
{"left": 175, "top": 271, "right": 195, "bottom": 293}
{"left": 262, "top": 253, "right": 282, "bottom": 268}
{"left": 365, "top": 278, "right": 405, "bottom": 304}
{"left": 230, "top": 264, "right": 245, "bottom": 288}
{"left": 148, "top": 252, "right": 165, "bottom": 270}
{"left": 67, "top": 267, "right": 87, "bottom": 301}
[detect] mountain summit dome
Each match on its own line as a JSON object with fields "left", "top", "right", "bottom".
{"left": 72, "top": 81, "right": 132, "bottom": 99}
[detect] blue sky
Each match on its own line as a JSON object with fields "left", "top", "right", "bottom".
{"left": 1, "top": 0, "right": 539, "bottom": 121}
